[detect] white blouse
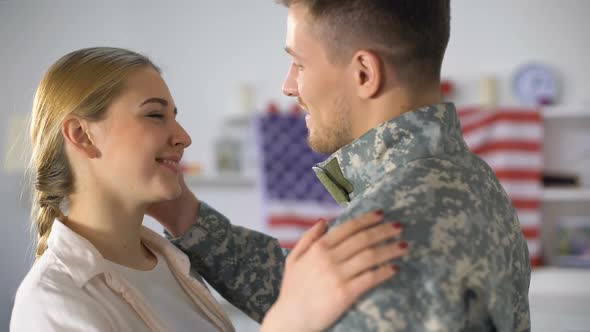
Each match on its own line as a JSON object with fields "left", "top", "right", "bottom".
{"left": 10, "top": 219, "right": 234, "bottom": 332}
{"left": 106, "top": 248, "right": 218, "bottom": 332}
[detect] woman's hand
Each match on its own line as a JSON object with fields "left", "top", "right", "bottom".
{"left": 261, "top": 211, "right": 407, "bottom": 332}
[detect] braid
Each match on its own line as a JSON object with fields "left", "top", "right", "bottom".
{"left": 31, "top": 146, "right": 71, "bottom": 260}
{"left": 34, "top": 200, "right": 64, "bottom": 259}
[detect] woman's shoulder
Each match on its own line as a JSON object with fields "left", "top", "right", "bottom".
{"left": 14, "top": 250, "right": 77, "bottom": 297}
{"left": 11, "top": 250, "right": 113, "bottom": 331}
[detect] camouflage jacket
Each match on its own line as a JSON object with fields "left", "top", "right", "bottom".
{"left": 170, "top": 102, "right": 531, "bottom": 331}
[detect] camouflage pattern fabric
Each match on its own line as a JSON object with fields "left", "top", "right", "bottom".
{"left": 168, "top": 201, "right": 285, "bottom": 323}
{"left": 170, "top": 102, "right": 531, "bottom": 331}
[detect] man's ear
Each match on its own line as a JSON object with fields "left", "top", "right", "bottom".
{"left": 351, "top": 50, "right": 384, "bottom": 99}
{"left": 62, "top": 116, "right": 100, "bottom": 158}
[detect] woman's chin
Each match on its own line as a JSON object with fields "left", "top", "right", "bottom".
{"left": 154, "top": 184, "right": 182, "bottom": 202}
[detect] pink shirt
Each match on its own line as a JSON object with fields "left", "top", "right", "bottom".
{"left": 10, "top": 220, "right": 235, "bottom": 332}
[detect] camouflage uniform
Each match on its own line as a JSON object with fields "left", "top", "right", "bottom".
{"left": 171, "top": 103, "right": 531, "bottom": 331}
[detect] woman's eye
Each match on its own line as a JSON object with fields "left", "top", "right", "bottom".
{"left": 147, "top": 113, "right": 164, "bottom": 119}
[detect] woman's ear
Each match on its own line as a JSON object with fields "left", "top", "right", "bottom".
{"left": 351, "top": 50, "right": 383, "bottom": 99}
{"left": 62, "top": 116, "right": 100, "bottom": 158}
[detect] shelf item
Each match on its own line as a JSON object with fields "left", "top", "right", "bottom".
{"left": 543, "top": 188, "right": 590, "bottom": 201}
{"left": 512, "top": 63, "right": 558, "bottom": 106}
{"left": 543, "top": 173, "right": 579, "bottom": 187}
{"left": 552, "top": 216, "right": 590, "bottom": 268}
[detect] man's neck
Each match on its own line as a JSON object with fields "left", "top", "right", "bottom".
{"left": 351, "top": 86, "right": 442, "bottom": 140}
{"left": 65, "top": 189, "right": 155, "bottom": 270}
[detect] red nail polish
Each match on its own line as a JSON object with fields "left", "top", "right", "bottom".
{"left": 375, "top": 210, "right": 384, "bottom": 216}
{"left": 392, "top": 222, "right": 403, "bottom": 229}
{"left": 391, "top": 264, "right": 400, "bottom": 273}
{"left": 399, "top": 241, "right": 409, "bottom": 249}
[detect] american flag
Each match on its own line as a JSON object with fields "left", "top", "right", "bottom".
{"left": 254, "top": 106, "right": 544, "bottom": 265}
{"left": 255, "top": 112, "right": 342, "bottom": 248}
{"left": 458, "top": 106, "right": 544, "bottom": 267}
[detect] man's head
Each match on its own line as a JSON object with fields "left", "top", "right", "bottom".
{"left": 279, "top": 0, "right": 451, "bottom": 154}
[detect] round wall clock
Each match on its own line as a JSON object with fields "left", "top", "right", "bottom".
{"left": 512, "top": 63, "right": 559, "bottom": 106}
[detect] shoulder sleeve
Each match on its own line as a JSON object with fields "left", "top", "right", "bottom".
{"left": 167, "top": 201, "right": 286, "bottom": 323}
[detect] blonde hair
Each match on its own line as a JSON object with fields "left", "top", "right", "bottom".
{"left": 30, "top": 47, "right": 159, "bottom": 260}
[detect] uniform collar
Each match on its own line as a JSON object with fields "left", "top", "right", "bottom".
{"left": 313, "top": 103, "right": 466, "bottom": 205}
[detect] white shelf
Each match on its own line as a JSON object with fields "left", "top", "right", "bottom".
{"left": 543, "top": 188, "right": 590, "bottom": 201}
{"left": 530, "top": 267, "right": 590, "bottom": 296}
{"left": 542, "top": 106, "right": 590, "bottom": 119}
{"left": 185, "top": 175, "right": 256, "bottom": 188}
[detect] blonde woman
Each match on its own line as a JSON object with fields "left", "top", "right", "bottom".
{"left": 10, "top": 47, "right": 407, "bottom": 331}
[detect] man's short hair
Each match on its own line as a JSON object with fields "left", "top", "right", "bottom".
{"left": 278, "top": 0, "right": 451, "bottom": 87}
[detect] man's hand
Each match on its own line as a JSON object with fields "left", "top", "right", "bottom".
{"left": 146, "top": 175, "right": 200, "bottom": 237}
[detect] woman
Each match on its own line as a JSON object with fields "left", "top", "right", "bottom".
{"left": 10, "top": 47, "right": 407, "bottom": 331}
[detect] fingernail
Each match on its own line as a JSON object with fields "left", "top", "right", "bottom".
{"left": 317, "top": 218, "right": 326, "bottom": 223}
{"left": 375, "top": 210, "right": 384, "bottom": 217}
{"left": 391, "top": 264, "right": 400, "bottom": 273}
{"left": 398, "top": 241, "right": 409, "bottom": 250}
{"left": 392, "top": 222, "right": 403, "bottom": 229}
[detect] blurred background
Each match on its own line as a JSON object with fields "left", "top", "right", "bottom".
{"left": 1, "top": 0, "right": 590, "bottom": 331}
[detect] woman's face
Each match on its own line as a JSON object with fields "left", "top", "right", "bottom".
{"left": 87, "top": 67, "right": 192, "bottom": 205}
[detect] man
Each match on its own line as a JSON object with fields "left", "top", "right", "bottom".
{"left": 151, "top": 1, "right": 531, "bottom": 331}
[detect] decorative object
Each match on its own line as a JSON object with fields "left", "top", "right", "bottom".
{"left": 479, "top": 76, "right": 498, "bottom": 107}
{"left": 512, "top": 63, "right": 559, "bottom": 106}
{"left": 554, "top": 216, "right": 590, "bottom": 268}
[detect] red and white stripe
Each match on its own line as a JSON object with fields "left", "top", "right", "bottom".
{"left": 264, "top": 201, "right": 342, "bottom": 249}
{"left": 459, "top": 107, "right": 544, "bottom": 267}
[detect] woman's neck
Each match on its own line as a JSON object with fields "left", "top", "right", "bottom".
{"left": 66, "top": 191, "right": 157, "bottom": 271}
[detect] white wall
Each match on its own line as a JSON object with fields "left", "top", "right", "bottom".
{"left": 1, "top": 0, "right": 590, "bottom": 329}
{"left": 443, "top": 0, "right": 590, "bottom": 107}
